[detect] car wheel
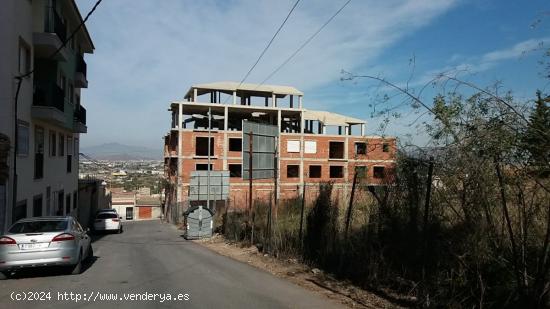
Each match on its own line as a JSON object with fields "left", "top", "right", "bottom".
{"left": 70, "top": 250, "right": 83, "bottom": 275}
{"left": 86, "top": 244, "right": 94, "bottom": 261}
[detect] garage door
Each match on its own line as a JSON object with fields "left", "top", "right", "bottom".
{"left": 138, "top": 207, "right": 152, "bottom": 219}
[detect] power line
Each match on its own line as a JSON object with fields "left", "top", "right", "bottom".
{"left": 257, "top": 0, "right": 352, "bottom": 88}
{"left": 223, "top": 0, "right": 301, "bottom": 103}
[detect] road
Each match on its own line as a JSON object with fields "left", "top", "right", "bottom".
{"left": 0, "top": 220, "right": 343, "bottom": 309}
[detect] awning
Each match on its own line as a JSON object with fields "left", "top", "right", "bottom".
{"left": 302, "top": 110, "right": 365, "bottom": 126}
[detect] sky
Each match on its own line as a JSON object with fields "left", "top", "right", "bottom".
{"left": 76, "top": 0, "right": 550, "bottom": 149}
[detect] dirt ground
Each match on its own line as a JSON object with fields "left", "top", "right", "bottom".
{"left": 195, "top": 234, "right": 411, "bottom": 309}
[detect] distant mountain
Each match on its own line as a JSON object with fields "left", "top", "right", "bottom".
{"left": 81, "top": 142, "right": 161, "bottom": 160}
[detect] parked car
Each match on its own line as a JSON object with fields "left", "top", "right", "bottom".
{"left": 93, "top": 212, "right": 123, "bottom": 233}
{"left": 0, "top": 216, "right": 93, "bottom": 279}
{"left": 96, "top": 208, "right": 117, "bottom": 214}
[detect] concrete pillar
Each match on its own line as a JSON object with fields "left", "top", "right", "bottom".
{"left": 299, "top": 95, "right": 303, "bottom": 109}
{"left": 360, "top": 124, "right": 365, "bottom": 136}
{"left": 232, "top": 91, "right": 237, "bottom": 105}
{"left": 322, "top": 124, "right": 326, "bottom": 135}
{"left": 277, "top": 109, "right": 282, "bottom": 133}
{"left": 178, "top": 103, "right": 183, "bottom": 130}
{"left": 193, "top": 88, "right": 197, "bottom": 102}
{"left": 299, "top": 111, "right": 305, "bottom": 193}
{"left": 272, "top": 94, "right": 276, "bottom": 107}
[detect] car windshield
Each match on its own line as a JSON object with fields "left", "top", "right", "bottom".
{"left": 9, "top": 220, "right": 68, "bottom": 233}
{"left": 97, "top": 213, "right": 118, "bottom": 219}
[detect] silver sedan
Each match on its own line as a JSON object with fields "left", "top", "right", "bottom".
{"left": 0, "top": 216, "right": 93, "bottom": 279}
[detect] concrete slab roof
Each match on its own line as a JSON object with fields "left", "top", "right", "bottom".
{"left": 184, "top": 81, "right": 303, "bottom": 99}
{"left": 303, "top": 110, "right": 365, "bottom": 126}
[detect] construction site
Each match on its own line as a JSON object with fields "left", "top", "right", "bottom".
{"left": 163, "top": 81, "right": 396, "bottom": 216}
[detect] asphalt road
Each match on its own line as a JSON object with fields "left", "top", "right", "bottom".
{"left": 0, "top": 220, "right": 343, "bottom": 309}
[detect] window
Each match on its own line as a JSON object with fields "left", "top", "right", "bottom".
{"left": 67, "top": 136, "right": 72, "bottom": 173}
{"left": 330, "top": 166, "right": 344, "bottom": 178}
{"left": 57, "top": 190, "right": 64, "bottom": 215}
{"left": 195, "top": 164, "right": 213, "bottom": 171}
{"left": 33, "top": 195, "right": 43, "bottom": 217}
{"left": 46, "top": 186, "right": 51, "bottom": 215}
{"left": 34, "top": 126, "right": 44, "bottom": 179}
{"left": 13, "top": 200, "right": 27, "bottom": 222}
{"left": 67, "top": 154, "right": 72, "bottom": 173}
{"left": 58, "top": 133, "right": 64, "bottom": 156}
{"left": 67, "top": 137, "right": 73, "bottom": 155}
{"left": 65, "top": 194, "right": 70, "bottom": 214}
{"left": 309, "top": 165, "right": 321, "bottom": 178}
{"left": 69, "top": 82, "right": 74, "bottom": 104}
{"left": 126, "top": 207, "right": 134, "bottom": 220}
{"left": 59, "top": 73, "right": 66, "bottom": 97}
{"left": 17, "top": 120, "right": 29, "bottom": 156}
{"left": 373, "top": 166, "right": 385, "bottom": 179}
{"left": 49, "top": 130, "right": 56, "bottom": 156}
{"left": 229, "top": 138, "right": 242, "bottom": 151}
{"left": 304, "top": 141, "right": 317, "bottom": 154}
{"left": 355, "top": 166, "right": 367, "bottom": 178}
{"left": 287, "top": 140, "right": 300, "bottom": 153}
{"left": 329, "top": 141, "right": 344, "bottom": 159}
{"left": 18, "top": 38, "right": 31, "bottom": 74}
{"left": 355, "top": 142, "right": 367, "bottom": 155}
{"left": 195, "top": 137, "right": 214, "bottom": 156}
{"left": 382, "top": 143, "right": 390, "bottom": 152}
{"left": 287, "top": 165, "right": 299, "bottom": 178}
{"left": 229, "top": 164, "right": 242, "bottom": 178}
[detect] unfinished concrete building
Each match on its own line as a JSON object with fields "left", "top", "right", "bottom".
{"left": 164, "top": 82, "right": 396, "bottom": 213}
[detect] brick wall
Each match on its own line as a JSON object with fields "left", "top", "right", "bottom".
{"left": 166, "top": 130, "right": 397, "bottom": 211}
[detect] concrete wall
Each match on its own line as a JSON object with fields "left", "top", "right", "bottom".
{"left": 78, "top": 180, "right": 111, "bottom": 228}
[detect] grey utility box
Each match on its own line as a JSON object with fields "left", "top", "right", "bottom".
{"left": 184, "top": 206, "right": 214, "bottom": 239}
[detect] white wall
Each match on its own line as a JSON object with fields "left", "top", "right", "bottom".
{"left": 0, "top": 0, "right": 81, "bottom": 232}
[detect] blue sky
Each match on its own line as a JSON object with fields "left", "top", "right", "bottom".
{"left": 76, "top": 0, "right": 550, "bottom": 149}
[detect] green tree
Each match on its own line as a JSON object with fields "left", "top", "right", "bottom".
{"left": 523, "top": 91, "right": 550, "bottom": 169}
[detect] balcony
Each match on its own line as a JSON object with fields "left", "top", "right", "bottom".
{"left": 74, "top": 105, "right": 87, "bottom": 133}
{"left": 75, "top": 54, "right": 88, "bottom": 88}
{"left": 32, "top": 81, "right": 66, "bottom": 125}
{"left": 33, "top": 7, "right": 69, "bottom": 61}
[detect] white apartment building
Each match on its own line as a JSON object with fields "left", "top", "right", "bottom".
{"left": 0, "top": 0, "right": 94, "bottom": 232}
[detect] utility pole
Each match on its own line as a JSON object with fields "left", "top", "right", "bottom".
{"left": 299, "top": 181, "right": 305, "bottom": 246}
{"left": 248, "top": 130, "right": 254, "bottom": 245}
{"left": 207, "top": 107, "right": 211, "bottom": 210}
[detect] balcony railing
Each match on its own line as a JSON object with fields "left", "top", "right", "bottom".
{"left": 76, "top": 54, "right": 87, "bottom": 76}
{"left": 33, "top": 81, "right": 65, "bottom": 112}
{"left": 45, "top": 6, "right": 67, "bottom": 43}
{"left": 74, "top": 105, "right": 87, "bottom": 125}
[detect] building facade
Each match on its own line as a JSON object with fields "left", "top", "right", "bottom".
{"left": 0, "top": 0, "right": 94, "bottom": 232}
{"left": 164, "top": 82, "right": 396, "bottom": 215}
